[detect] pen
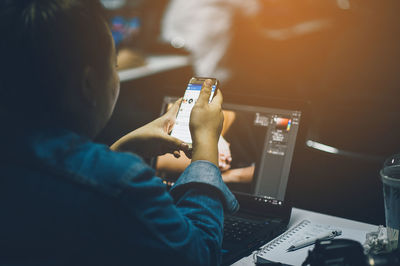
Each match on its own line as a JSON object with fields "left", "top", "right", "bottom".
{"left": 286, "top": 230, "right": 342, "bottom": 252}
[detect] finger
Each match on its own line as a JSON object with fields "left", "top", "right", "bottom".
{"left": 197, "top": 79, "right": 213, "bottom": 105}
{"left": 159, "top": 99, "right": 182, "bottom": 133}
{"left": 219, "top": 163, "right": 231, "bottom": 172}
{"left": 211, "top": 88, "right": 223, "bottom": 107}
{"left": 166, "top": 98, "right": 182, "bottom": 117}
{"left": 164, "top": 135, "right": 191, "bottom": 155}
{"left": 183, "top": 143, "right": 193, "bottom": 159}
{"left": 173, "top": 150, "right": 181, "bottom": 158}
{"left": 223, "top": 164, "right": 231, "bottom": 171}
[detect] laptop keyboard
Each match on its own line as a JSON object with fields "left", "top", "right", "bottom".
{"left": 222, "top": 215, "right": 285, "bottom": 265}
{"left": 223, "top": 216, "right": 271, "bottom": 243}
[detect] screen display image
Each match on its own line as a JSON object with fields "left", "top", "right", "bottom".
{"left": 157, "top": 98, "right": 301, "bottom": 205}
{"left": 275, "top": 117, "right": 292, "bottom": 131}
{"left": 170, "top": 83, "right": 216, "bottom": 144}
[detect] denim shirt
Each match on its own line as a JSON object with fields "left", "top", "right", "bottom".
{"left": 0, "top": 129, "right": 239, "bottom": 266}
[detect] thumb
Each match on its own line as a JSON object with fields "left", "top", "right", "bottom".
{"left": 165, "top": 98, "right": 182, "bottom": 118}
{"left": 163, "top": 135, "right": 191, "bottom": 157}
{"left": 157, "top": 98, "right": 182, "bottom": 133}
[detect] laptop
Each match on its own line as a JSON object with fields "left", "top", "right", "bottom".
{"left": 153, "top": 94, "right": 307, "bottom": 265}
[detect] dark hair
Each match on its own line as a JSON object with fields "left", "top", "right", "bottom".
{"left": 0, "top": 0, "right": 111, "bottom": 117}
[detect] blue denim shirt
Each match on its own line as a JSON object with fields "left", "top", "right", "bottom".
{"left": 0, "top": 129, "right": 238, "bottom": 266}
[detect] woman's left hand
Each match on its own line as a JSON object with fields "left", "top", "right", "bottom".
{"left": 110, "top": 98, "right": 191, "bottom": 159}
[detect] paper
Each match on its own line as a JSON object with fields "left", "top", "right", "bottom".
{"left": 255, "top": 220, "right": 367, "bottom": 266}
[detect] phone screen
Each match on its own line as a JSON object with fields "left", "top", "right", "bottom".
{"left": 170, "top": 83, "right": 216, "bottom": 144}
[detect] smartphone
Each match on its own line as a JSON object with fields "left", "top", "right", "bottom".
{"left": 170, "top": 77, "right": 219, "bottom": 144}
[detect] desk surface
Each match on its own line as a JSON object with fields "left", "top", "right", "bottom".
{"left": 118, "top": 55, "right": 190, "bottom": 82}
{"left": 232, "top": 207, "right": 378, "bottom": 266}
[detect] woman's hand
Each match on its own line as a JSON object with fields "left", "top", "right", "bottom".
{"left": 190, "top": 79, "right": 224, "bottom": 167}
{"left": 110, "top": 98, "right": 191, "bottom": 159}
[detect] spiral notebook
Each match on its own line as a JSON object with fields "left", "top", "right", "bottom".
{"left": 255, "top": 220, "right": 364, "bottom": 265}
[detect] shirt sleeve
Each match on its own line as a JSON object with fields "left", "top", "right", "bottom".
{"left": 170, "top": 160, "right": 239, "bottom": 214}
{"left": 113, "top": 158, "right": 238, "bottom": 266}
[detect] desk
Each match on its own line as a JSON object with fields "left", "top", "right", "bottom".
{"left": 118, "top": 55, "right": 190, "bottom": 82}
{"left": 232, "top": 207, "right": 378, "bottom": 266}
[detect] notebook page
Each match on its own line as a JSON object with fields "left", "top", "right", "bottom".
{"left": 255, "top": 220, "right": 367, "bottom": 266}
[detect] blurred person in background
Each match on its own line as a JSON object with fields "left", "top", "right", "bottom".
{"left": 161, "top": 0, "right": 341, "bottom": 96}
{"left": 161, "top": 0, "right": 261, "bottom": 83}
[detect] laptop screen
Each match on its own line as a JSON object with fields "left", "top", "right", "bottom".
{"left": 155, "top": 97, "right": 301, "bottom": 206}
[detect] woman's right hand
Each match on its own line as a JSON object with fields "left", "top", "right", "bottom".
{"left": 189, "top": 79, "right": 224, "bottom": 167}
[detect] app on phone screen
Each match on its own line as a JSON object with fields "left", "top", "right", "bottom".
{"left": 171, "top": 83, "right": 216, "bottom": 144}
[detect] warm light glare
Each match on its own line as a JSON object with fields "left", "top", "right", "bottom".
{"left": 101, "top": 0, "right": 126, "bottom": 10}
{"left": 337, "top": 0, "right": 351, "bottom": 10}
{"left": 263, "top": 20, "right": 332, "bottom": 41}
{"left": 306, "top": 140, "right": 339, "bottom": 154}
{"left": 369, "top": 258, "right": 375, "bottom": 266}
{"left": 171, "top": 37, "right": 185, "bottom": 49}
